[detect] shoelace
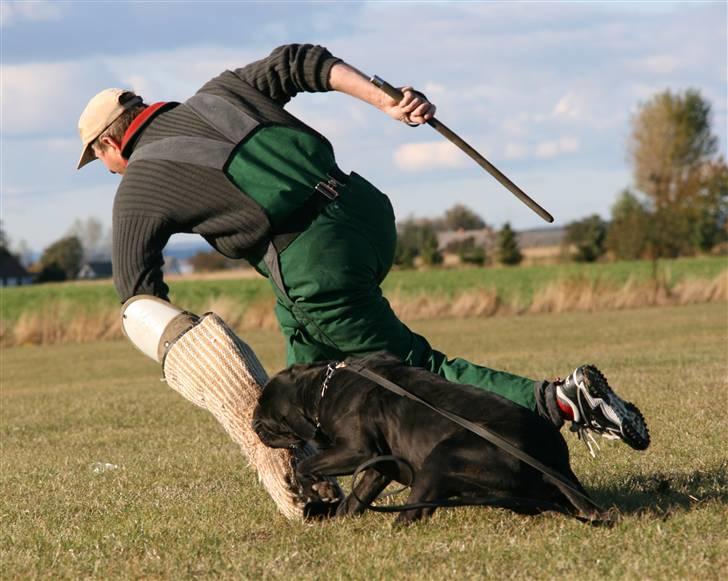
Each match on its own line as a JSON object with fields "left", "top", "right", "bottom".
{"left": 572, "top": 425, "right": 601, "bottom": 458}
{"left": 571, "top": 380, "right": 623, "bottom": 457}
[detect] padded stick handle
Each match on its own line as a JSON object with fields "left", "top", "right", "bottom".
{"left": 370, "top": 75, "right": 406, "bottom": 101}
{"left": 370, "top": 75, "right": 554, "bottom": 223}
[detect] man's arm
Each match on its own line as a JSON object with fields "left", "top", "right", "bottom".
{"left": 328, "top": 62, "right": 436, "bottom": 125}
{"left": 234, "top": 43, "right": 435, "bottom": 124}
{"left": 233, "top": 44, "right": 341, "bottom": 105}
{"left": 113, "top": 213, "right": 173, "bottom": 303}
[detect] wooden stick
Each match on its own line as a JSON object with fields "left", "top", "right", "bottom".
{"left": 371, "top": 75, "right": 554, "bottom": 223}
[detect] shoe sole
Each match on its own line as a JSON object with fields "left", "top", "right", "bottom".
{"left": 582, "top": 365, "right": 650, "bottom": 451}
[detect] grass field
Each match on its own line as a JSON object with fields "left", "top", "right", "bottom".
{"left": 2, "top": 257, "right": 726, "bottom": 349}
{"left": 2, "top": 256, "right": 726, "bottom": 324}
{"left": 2, "top": 302, "right": 726, "bottom": 579}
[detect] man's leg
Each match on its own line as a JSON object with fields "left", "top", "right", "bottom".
{"left": 273, "top": 172, "right": 649, "bottom": 448}
{"left": 273, "top": 265, "right": 537, "bottom": 411}
{"left": 397, "top": 325, "right": 538, "bottom": 411}
{"left": 273, "top": 172, "right": 538, "bottom": 410}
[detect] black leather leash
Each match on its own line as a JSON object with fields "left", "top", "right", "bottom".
{"left": 341, "top": 361, "right": 604, "bottom": 515}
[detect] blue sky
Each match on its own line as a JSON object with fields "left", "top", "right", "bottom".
{"left": 1, "top": 0, "right": 726, "bottom": 253}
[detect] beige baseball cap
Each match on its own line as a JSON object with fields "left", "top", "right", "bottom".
{"left": 77, "top": 88, "right": 143, "bottom": 169}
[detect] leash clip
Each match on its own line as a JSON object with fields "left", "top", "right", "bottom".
{"left": 320, "top": 362, "right": 338, "bottom": 399}
{"left": 314, "top": 362, "right": 342, "bottom": 431}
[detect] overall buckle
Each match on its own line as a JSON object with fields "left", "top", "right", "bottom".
{"left": 314, "top": 177, "right": 340, "bottom": 200}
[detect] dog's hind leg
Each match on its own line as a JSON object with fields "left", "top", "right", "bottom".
{"left": 394, "top": 467, "right": 445, "bottom": 526}
{"left": 337, "top": 469, "right": 392, "bottom": 517}
{"left": 394, "top": 441, "right": 467, "bottom": 526}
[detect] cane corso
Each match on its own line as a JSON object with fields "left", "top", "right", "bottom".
{"left": 253, "top": 352, "right": 602, "bottom": 525}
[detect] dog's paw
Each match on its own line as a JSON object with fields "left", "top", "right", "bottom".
{"left": 303, "top": 497, "right": 341, "bottom": 520}
{"left": 312, "top": 481, "right": 341, "bottom": 503}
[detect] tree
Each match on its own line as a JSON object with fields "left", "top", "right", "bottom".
{"left": 394, "top": 239, "right": 416, "bottom": 269}
{"left": 394, "top": 218, "right": 442, "bottom": 267}
{"left": 691, "top": 160, "right": 728, "bottom": 252}
{"left": 497, "top": 222, "right": 522, "bottom": 266}
{"left": 629, "top": 89, "right": 727, "bottom": 256}
{"left": 13, "top": 239, "right": 35, "bottom": 268}
{"left": 418, "top": 222, "right": 443, "bottom": 266}
{"left": 0, "top": 221, "right": 10, "bottom": 252}
{"left": 189, "top": 250, "right": 228, "bottom": 272}
{"left": 68, "top": 217, "right": 109, "bottom": 261}
{"left": 445, "top": 236, "right": 486, "bottom": 266}
{"left": 38, "top": 236, "right": 83, "bottom": 281}
{"left": 1, "top": 223, "right": 36, "bottom": 268}
{"left": 394, "top": 220, "right": 422, "bottom": 268}
{"left": 606, "top": 190, "right": 650, "bottom": 260}
{"left": 442, "top": 204, "right": 486, "bottom": 231}
{"left": 565, "top": 215, "right": 607, "bottom": 262}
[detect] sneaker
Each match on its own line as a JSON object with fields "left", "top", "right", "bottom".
{"left": 555, "top": 365, "right": 650, "bottom": 451}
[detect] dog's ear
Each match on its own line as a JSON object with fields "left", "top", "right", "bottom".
{"left": 286, "top": 412, "right": 318, "bottom": 441}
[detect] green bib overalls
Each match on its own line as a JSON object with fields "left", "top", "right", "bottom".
{"left": 131, "top": 93, "right": 538, "bottom": 410}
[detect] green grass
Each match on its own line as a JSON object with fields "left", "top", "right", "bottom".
{"left": 2, "top": 303, "right": 727, "bottom": 579}
{"left": 2, "top": 256, "right": 725, "bottom": 323}
{"left": 384, "top": 255, "right": 727, "bottom": 300}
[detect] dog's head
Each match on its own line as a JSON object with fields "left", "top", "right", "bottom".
{"left": 252, "top": 362, "right": 327, "bottom": 449}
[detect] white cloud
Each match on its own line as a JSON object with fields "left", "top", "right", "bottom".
{"left": 423, "top": 82, "right": 446, "bottom": 96}
{"left": 552, "top": 92, "right": 583, "bottom": 120}
{"left": 636, "top": 54, "right": 682, "bottom": 75}
{"left": 45, "top": 137, "right": 78, "bottom": 153}
{"left": 504, "top": 142, "right": 529, "bottom": 161}
{"left": 101, "top": 46, "right": 259, "bottom": 101}
{"left": 394, "top": 141, "right": 472, "bottom": 171}
{"left": 1, "top": 61, "right": 87, "bottom": 134}
{"left": 0, "top": 0, "right": 62, "bottom": 27}
{"left": 535, "top": 137, "right": 580, "bottom": 159}
{"left": 0, "top": 46, "right": 259, "bottom": 136}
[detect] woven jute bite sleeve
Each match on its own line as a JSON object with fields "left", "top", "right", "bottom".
{"left": 162, "top": 312, "right": 327, "bottom": 519}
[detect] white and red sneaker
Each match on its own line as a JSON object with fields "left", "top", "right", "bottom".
{"left": 556, "top": 365, "right": 650, "bottom": 451}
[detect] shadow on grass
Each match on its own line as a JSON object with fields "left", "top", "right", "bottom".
{"left": 591, "top": 463, "right": 728, "bottom": 518}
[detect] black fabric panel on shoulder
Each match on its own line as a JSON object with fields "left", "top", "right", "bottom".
{"left": 185, "top": 92, "right": 260, "bottom": 144}
{"left": 128, "top": 136, "right": 236, "bottom": 170}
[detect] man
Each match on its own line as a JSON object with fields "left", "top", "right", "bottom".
{"left": 78, "top": 44, "right": 649, "bottom": 454}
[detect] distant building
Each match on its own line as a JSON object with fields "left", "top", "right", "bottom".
{"left": 516, "top": 226, "right": 566, "bottom": 248}
{"left": 0, "top": 250, "right": 33, "bottom": 286}
{"left": 438, "top": 227, "right": 495, "bottom": 252}
{"left": 77, "top": 261, "right": 113, "bottom": 280}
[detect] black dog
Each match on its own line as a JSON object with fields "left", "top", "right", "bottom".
{"left": 253, "top": 352, "right": 603, "bottom": 525}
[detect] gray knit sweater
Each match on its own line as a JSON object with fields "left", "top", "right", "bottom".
{"left": 113, "top": 44, "right": 341, "bottom": 302}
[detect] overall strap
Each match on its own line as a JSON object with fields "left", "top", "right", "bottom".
{"left": 262, "top": 240, "right": 342, "bottom": 354}
{"left": 263, "top": 243, "right": 288, "bottom": 302}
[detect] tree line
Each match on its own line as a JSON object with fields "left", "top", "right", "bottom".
{"left": 1, "top": 217, "right": 110, "bottom": 282}
{"left": 393, "top": 209, "right": 522, "bottom": 268}
{"left": 398, "top": 88, "right": 727, "bottom": 267}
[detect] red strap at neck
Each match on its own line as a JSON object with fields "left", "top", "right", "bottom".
{"left": 120, "top": 102, "right": 170, "bottom": 158}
